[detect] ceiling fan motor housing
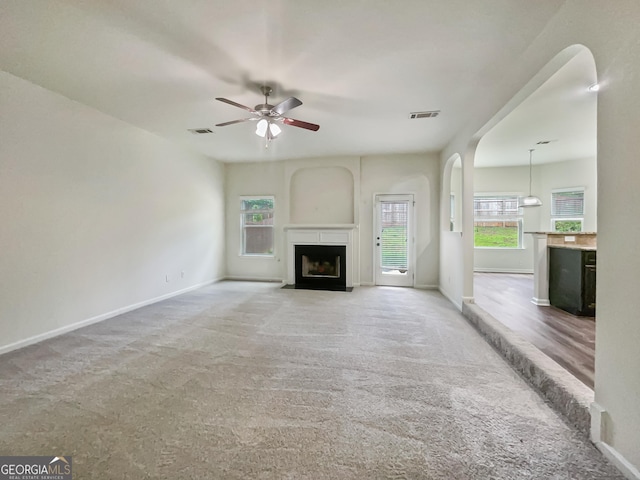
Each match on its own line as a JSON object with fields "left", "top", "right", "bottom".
{"left": 255, "top": 103, "right": 275, "bottom": 114}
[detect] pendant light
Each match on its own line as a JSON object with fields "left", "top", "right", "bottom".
{"left": 521, "top": 148, "right": 542, "bottom": 207}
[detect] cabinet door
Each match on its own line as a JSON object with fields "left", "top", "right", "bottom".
{"left": 582, "top": 263, "right": 596, "bottom": 316}
{"left": 549, "top": 248, "right": 582, "bottom": 315}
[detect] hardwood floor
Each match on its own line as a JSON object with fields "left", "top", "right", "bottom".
{"left": 473, "top": 272, "right": 595, "bottom": 389}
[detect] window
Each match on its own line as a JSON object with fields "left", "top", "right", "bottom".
{"left": 449, "top": 194, "right": 455, "bottom": 231}
{"left": 474, "top": 195, "right": 522, "bottom": 248}
{"left": 551, "top": 189, "right": 584, "bottom": 232}
{"left": 240, "top": 196, "right": 274, "bottom": 255}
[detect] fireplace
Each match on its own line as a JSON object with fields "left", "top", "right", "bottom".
{"left": 295, "top": 245, "right": 346, "bottom": 291}
{"left": 285, "top": 226, "right": 355, "bottom": 290}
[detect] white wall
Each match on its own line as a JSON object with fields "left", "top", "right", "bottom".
{"left": 290, "top": 166, "right": 354, "bottom": 224}
{"left": 225, "top": 154, "right": 440, "bottom": 289}
{"left": 360, "top": 154, "right": 440, "bottom": 288}
{"left": 450, "top": 162, "right": 463, "bottom": 232}
{"left": 0, "top": 70, "right": 226, "bottom": 353}
{"left": 439, "top": 155, "right": 464, "bottom": 308}
{"left": 538, "top": 156, "right": 597, "bottom": 232}
{"left": 224, "top": 161, "right": 286, "bottom": 281}
{"left": 440, "top": 2, "right": 640, "bottom": 472}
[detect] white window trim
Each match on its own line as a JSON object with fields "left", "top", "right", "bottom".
{"left": 473, "top": 193, "right": 524, "bottom": 249}
{"left": 550, "top": 187, "right": 585, "bottom": 232}
{"left": 240, "top": 195, "right": 275, "bottom": 257}
{"left": 551, "top": 218, "right": 584, "bottom": 232}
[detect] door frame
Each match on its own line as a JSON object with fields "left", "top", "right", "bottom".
{"left": 373, "top": 193, "right": 416, "bottom": 287}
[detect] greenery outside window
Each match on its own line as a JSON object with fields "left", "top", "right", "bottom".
{"left": 551, "top": 188, "right": 584, "bottom": 232}
{"left": 474, "top": 195, "right": 522, "bottom": 248}
{"left": 240, "top": 196, "right": 274, "bottom": 256}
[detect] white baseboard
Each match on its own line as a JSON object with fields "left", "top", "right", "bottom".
{"left": 595, "top": 442, "right": 640, "bottom": 480}
{"left": 591, "top": 402, "right": 640, "bottom": 480}
{"left": 591, "top": 402, "right": 608, "bottom": 443}
{"left": 352, "top": 282, "right": 435, "bottom": 289}
{"left": 531, "top": 297, "right": 551, "bottom": 306}
{"left": 0, "top": 278, "right": 221, "bottom": 356}
{"left": 224, "top": 275, "right": 284, "bottom": 283}
{"left": 439, "top": 286, "right": 462, "bottom": 311}
{"left": 474, "top": 268, "right": 534, "bottom": 274}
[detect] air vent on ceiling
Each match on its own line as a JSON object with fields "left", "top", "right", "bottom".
{"left": 409, "top": 110, "right": 440, "bottom": 119}
{"left": 188, "top": 128, "right": 214, "bottom": 134}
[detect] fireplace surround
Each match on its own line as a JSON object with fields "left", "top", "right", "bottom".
{"left": 285, "top": 225, "right": 355, "bottom": 290}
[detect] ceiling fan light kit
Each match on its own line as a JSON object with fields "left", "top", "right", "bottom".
{"left": 214, "top": 85, "right": 319, "bottom": 147}
{"left": 520, "top": 148, "right": 542, "bottom": 208}
{"left": 255, "top": 119, "right": 281, "bottom": 138}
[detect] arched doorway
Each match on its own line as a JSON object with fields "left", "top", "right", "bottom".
{"left": 470, "top": 46, "right": 598, "bottom": 387}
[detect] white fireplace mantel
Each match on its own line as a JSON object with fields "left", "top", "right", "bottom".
{"left": 285, "top": 225, "right": 356, "bottom": 287}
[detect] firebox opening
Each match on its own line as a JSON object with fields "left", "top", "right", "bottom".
{"left": 302, "top": 255, "right": 340, "bottom": 278}
{"left": 293, "top": 244, "right": 348, "bottom": 291}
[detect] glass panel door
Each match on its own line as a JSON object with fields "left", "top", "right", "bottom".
{"left": 375, "top": 194, "right": 414, "bottom": 287}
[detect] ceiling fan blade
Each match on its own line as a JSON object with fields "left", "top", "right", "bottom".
{"left": 215, "top": 119, "right": 250, "bottom": 127}
{"left": 282, "top": 117, "right": 320, "bottom": 131}
{"left": 215, "top": 97, "right": 255, "bottom": 112}
{"left": 272, "top": 97, "right": 303, "bottom": 115}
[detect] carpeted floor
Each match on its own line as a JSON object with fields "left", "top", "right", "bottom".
{"left": 0, "top": 282, "right": 624, "bottom": 479}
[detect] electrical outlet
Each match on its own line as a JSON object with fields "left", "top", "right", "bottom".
{"left": 165, "top": 274, "right": 169, "bottom": 283}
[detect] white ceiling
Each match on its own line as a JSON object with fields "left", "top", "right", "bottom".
{"left": 476, "top": 48, "right": 597, "bottom": 167}
{"left": 1, "top": 0, "right": 586, "bottom": 164}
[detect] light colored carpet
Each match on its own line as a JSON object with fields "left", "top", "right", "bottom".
{"left": 0, "top": 282, "right": 624, "bottom": 479}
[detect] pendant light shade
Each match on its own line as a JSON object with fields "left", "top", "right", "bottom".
{"left": 520, "top": 149, "right": 542, "bottom": 208}
{"left": 521, "top": 195, "right": 543, "bottom": 207}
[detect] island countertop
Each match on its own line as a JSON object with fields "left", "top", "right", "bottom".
{"left": 548, "top": 244, "right": 596, "bottom": 251}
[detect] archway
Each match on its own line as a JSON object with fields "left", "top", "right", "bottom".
{"left": 470, "top": 45, "right": 598, "bottom": 387}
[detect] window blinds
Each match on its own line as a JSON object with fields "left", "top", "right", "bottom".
{"left": 473, "top": 196, "right": 519, "bottom": 218}
{"left": 551, "top": 190, "right": 584, "bottom": 217}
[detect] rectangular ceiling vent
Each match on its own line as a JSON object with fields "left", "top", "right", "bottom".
{"left": 188, "top": 128, "right": 214, "bottom": 134}
{"left": 409, "top": 110, "right": 440, "bottom": 119}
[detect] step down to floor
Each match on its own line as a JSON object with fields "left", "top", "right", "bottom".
{"left": 462, "top": 302, "right": 593, "bottom": 437}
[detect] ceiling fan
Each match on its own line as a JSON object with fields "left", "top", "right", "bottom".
{"left": 215, "top": 86, "right": 320, "bottom": 143}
